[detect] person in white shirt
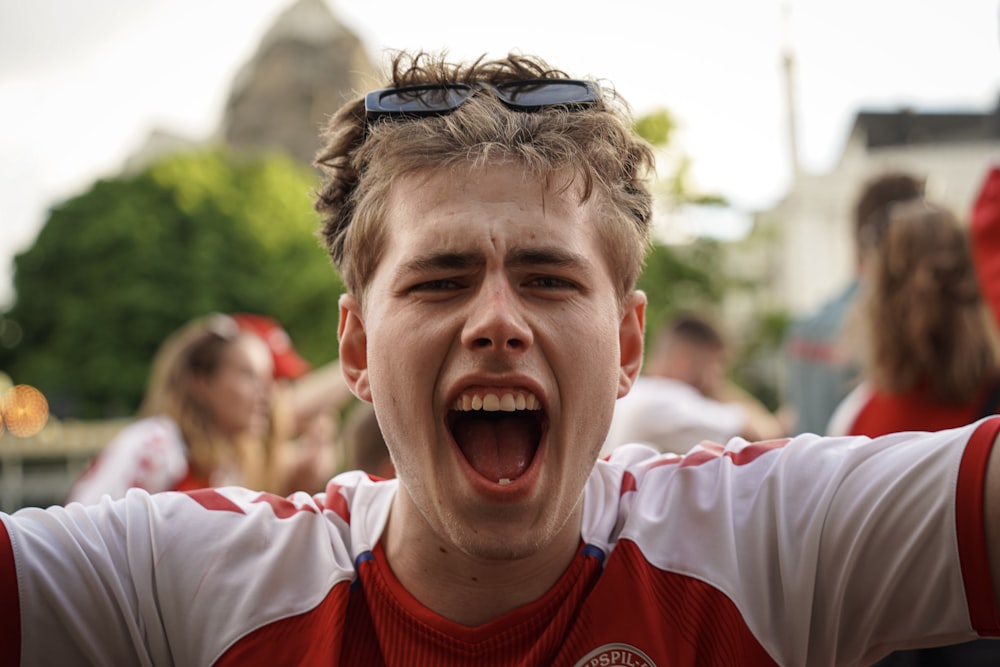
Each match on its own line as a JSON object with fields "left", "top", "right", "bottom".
{"left": 603, "top": 312, "right": 782, "bottom": 456}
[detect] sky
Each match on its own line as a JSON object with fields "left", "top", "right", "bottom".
{"left": 1, "top": 0, "right": 998, "bottom": 308}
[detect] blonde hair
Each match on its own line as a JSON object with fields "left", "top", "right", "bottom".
{"left": 863, "top": 200, "right": 999, "bottom": 401}
{"left": 314, "top": 50, "right": 655, "bottom": 305}
{"left": 139, "top": 314, "right": 283, "bottom": 490}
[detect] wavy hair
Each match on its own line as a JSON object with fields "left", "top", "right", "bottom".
{"left": 314, "top": 50, "right": 655, "bottom": 305}
{"left": 863, "top": 200, "right": 998, "bottom": 401}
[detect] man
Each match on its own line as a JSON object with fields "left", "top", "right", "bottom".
{"left": 781, "top": 172, "right": 926, "bottom": 435}
{"left": 602, "top": 312, "right": 782, "bottom": 456}
{"left": 3, "top": 51, "right": 1000, "bottom": 666}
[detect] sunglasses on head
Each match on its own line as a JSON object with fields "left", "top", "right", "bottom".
{"left": 364, "top": 79, "right": 601, "bottom": 126}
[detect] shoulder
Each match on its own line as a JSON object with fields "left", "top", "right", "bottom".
{"left": 589, "top": 421, "right": 985, "bottom": 547}
{"left": 177, "top": 471, "right": 396, "bottom": 551}
{"left": 6, "top": 483, "right": 375, "bottom": 664}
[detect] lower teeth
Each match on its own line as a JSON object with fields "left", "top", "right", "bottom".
{"left": 498, "top": 478, "right": 511, "bottom": 485}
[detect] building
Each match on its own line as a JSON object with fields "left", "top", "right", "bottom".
{"left": 126, "top": 0, "right": 378, "bottom": 172}
{"left": 761, "top": 95, "right": 1000, "bottom": 316}
{"left": 221, "top": 0, "right": 378, "bottom": 165}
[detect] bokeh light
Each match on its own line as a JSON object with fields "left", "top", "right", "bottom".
{"left": 1, "top": 384, "right": 49, "bottom": 437}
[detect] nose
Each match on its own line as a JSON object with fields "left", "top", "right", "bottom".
{"left": 462, "top": 280, "right": 533, "bottom": 352}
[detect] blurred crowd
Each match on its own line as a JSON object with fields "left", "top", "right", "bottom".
{"left": 50, "top": 164, "right": 1000, "bottom": 509}
{"left": 65, "top": 311, "right": 391, "bottom": 507}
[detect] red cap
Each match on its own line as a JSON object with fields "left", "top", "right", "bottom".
{"left": 230, "top": 313, "right": 311, "bottom": 380}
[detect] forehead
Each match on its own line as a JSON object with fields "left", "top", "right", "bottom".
{"left": 380, "top": 165, "right": 604, "bottom": 258}
{"left": 225, "top": 334, "right": 274, "bottom": 370}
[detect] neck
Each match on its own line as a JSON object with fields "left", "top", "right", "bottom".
{"left": 382, "top": 489, "right": 582, "bottom": 627}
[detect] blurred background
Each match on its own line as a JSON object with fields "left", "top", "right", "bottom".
{"left": 1, "top": 0, "right": 998, "bottom": 510}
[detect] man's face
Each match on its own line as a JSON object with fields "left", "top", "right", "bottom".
{"left": 339, "top": 164, "right": 645, "bottom": 560}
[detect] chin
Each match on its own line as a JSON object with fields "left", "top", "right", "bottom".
{"left": 450, "top": 518, "right": 550, "bottom": 561}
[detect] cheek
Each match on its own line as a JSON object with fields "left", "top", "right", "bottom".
{"left": 554, "top": 316, "right": 621, "bottom": 416}
{"left": 202, "top": 393, "right": 232, "bottom": 427}
{"left": 367, "top": 309, "right": 448, "bottom": 381}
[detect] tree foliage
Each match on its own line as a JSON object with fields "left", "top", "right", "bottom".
{"left": 0, "top": 148, "right": 344, "bottom": 418}
{"left": 633, "top": 108, "right": 675, "bottom": 148}
{"left": 637, "top": 239, "right": 728, "bottom": 351}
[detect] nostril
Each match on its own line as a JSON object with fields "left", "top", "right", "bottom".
{"left": 472, "top": 337, "right": 525, "bottom": 350}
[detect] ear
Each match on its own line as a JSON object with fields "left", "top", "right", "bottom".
{"left": 617, "top": 290, "right": 646, "bottom": 399}
{"left": 338, "top": 293, "right": 372, "bottom": 402}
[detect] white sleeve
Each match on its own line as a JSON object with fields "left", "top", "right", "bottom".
{"left": 618, "top": 416, "right": 1000, "bottom": 666}
{"left": 65, "top": 416, "right": 190, "bottom": 504}
{"left": 2, "top": 493, "right": 185, "bottom": 665}
{"left": 1, "top": 485, "right": 360, "bottom": 665}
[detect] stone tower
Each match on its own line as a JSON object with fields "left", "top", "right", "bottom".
{"left": 221, "top": 0, "right": 379, "bottom": 165}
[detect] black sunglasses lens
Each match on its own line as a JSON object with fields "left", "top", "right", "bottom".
{"left": 373, "top": 85, "right": 473, "bottom": 114}
{"left": 495, "top": 81, "right": 597, "bottom": 108}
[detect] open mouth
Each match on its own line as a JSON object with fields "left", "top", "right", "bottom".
{"left": 447, "top": 391, "right": 544, "bottom": 485}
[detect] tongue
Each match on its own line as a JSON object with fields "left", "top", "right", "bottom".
{"left": 453, "top": 414, "right": 538, "bottom": 482}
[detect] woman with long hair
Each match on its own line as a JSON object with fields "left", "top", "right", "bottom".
{"left": 67, "top": 313, "right": 284, "bottom": 503}
{"left": 828, "top": 198, "right": 1000, "bottom": 437}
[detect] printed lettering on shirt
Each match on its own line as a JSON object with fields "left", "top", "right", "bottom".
{"left": 573, "top": 643, "right": 656, "bottom": 667}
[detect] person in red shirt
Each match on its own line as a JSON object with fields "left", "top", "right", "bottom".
{"left": 827, "top": 197, "right": 1000, "bottom": 438}
{"left": 6, "top": 51, "right": 1000, "bottom": 666}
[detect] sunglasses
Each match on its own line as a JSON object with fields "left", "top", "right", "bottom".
{"left": 364, "top": 79, "right": 601, "bottom": 126}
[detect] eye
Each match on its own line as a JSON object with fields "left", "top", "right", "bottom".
{"left": 411, "top": 278, "right": 463, "bottom": 291}
{"left": 525, "top": 275, "right": 578, "bottom": 290}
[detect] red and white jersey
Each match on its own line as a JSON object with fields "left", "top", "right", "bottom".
{"left": 65, "top": 415, "right": 203, "bottom": 504}
{"left": 3, "top": 418, "right": 1000, "bottom": 666}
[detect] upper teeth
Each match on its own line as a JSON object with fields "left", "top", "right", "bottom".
{"left": 451, "top": 391, "right": 541, "bottom": 412}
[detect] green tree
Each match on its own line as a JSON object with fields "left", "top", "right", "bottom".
{"left": 637, "top": 238, "right": 728, "bottom": 343}
{"left": 630, "top": 108, "right": 731, "bottom": 354}
{"left": 634, "top": 108, "right": 675, "bottom": 148}
{"left": 0, "top": 148, "right": 344, "bottom": 418}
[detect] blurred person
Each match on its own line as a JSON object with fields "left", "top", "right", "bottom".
{"left": 341, "top": 400, "right": 394, "bottom": 479}
{"left": 67, "top": 313, "right": 279, "bottom": 503}
{"left": 6, "top": 51, "right": 1000, "bottom": 666}
{"left": 231, "top": 312, "right": 352, "bottom": 493}
{"left": 781, "top": 171, "right": 926, "bottom": 434}
{"left": 601, "top": 312, "right": 782, "bottom": 456}
{"left": 827, "top": 199, "right": 1000, "bottom": 437}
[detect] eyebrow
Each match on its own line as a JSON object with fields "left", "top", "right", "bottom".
{"left": 397, "top": 246, "right": 593, "bottom": 276}
{"left": 506, "top": 246, "right": 591, "bottom": 271}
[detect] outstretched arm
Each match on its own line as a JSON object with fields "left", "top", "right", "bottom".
{"left": 986, "top": 434, "right": 1000, "bottom": 620}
